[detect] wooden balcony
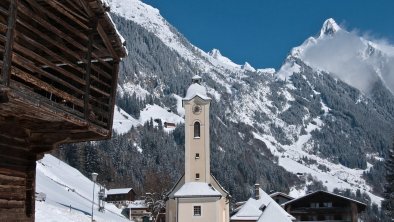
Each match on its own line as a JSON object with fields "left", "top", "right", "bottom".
{"left": 0, "top": 0, "right": 126, "bottom": 220}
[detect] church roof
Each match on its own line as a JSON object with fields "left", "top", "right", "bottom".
{"left": 183, "top": 83, "right": 211, "bottom": 101}
{"left": 174, "top": 182, "right": 222, "bottom": 198}
{"left": 231, "top": 188, "right": 294, "bottom": 222}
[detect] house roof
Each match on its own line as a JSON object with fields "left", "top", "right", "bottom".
{"left": 269, "top": 192, "right": 294, "bottom": 200}
{"left": 107, "top": 188, "right": 134, "bottom": 195}
{"left": 174, "top": 182, "right": 222, "bottom": 198}
{"left": 231, "top": 188, "right": 294, "bottom": 222}
{"left": 282, "top": 190, "right": 367, "bottom": 210}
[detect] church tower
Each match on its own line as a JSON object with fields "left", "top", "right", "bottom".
{"left": 183, "top": 75, "right": 211, "bottom": 183}
{"left": 165, "top": 75, "right": 230, "bottom": 222}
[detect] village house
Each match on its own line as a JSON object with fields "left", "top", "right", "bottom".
{"left": 166, "top": 75, "right": 230, "bottom": 222}
{"left": 106, "top": 188, "right": 136, "bottom": 206}
{"left": 127, "top": 200, "right": 152, "bottom": 222}
{"left": 282, "top": 190, "right": 367, "bottom": 222}
{"left": 231, "top": 184, "right": 295, "bottom": 222}
{"left": 0, "top": 0, "right": 126, "bottom": 220}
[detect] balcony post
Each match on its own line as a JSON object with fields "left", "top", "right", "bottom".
{"left": 1, "top": 0, "right": 19, "bottom": 86}
{"left": 84, "top": 18, "right": 98, "bottom": 120}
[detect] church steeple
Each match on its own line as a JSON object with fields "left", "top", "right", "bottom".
{"left": 182, "top": 76, "right": 211, "bottom": 183}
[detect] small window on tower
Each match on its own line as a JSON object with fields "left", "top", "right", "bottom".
{"left": 196, "top": 173, "right": 200, "bottom": 180}
{"left": 194, "top": 122, "right": 200, "bottom": 138}
{"left": 193, "top": 206, "right": 201, "bottom": 216}
{"left": 195, "top": 153, "right": 200, "bottom": 159}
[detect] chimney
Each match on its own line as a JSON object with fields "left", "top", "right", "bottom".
{"left": 254, "top": 184, "right": 260, "bottom": 199}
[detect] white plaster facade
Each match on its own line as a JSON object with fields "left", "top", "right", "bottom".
{"left": 166, "top": 76, "right": 230, "bottom": 222}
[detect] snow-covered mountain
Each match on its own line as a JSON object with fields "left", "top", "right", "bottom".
{"left": 35, "top": 154, "right": 129, "bottom": 222}
{"left": 288, "top": 18, "right": 394, "bottom": 95}
{"left": 57, "top": 0, "right": 394, "bottom": 208}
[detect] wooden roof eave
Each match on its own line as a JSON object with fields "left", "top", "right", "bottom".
{"left": 81, "top": 0, "right": 127, "bottom": 59}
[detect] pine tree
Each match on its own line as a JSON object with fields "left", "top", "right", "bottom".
{"left": 383, "top": 141, "right": 394, "bottom": 219}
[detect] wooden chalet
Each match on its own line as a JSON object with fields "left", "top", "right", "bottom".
{"left": 106, "top": 188, "right": 136, "bottom": 205}
{"left": 0, "top": 0, "right": 126, "bottom": 221}
{"left": 282, "top": 190, "right": 367, "bottom": 222}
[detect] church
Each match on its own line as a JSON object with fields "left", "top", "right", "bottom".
{"left": 166, "top": 75, "right": 230, "bottom": 222}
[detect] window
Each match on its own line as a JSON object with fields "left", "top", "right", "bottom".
{"left": 195, "top": 153, "right": 200, "bottom": 159}
{"left": 193, "top": 206, "right": 201, "bottom": 216}
{"left": 196, "top": 173, "right": 200, "bottom": 180}
{"left": 194, "top": 122, "right": 200, "bottom": 138}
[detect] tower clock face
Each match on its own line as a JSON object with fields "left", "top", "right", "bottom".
{"left": 192, "top": 105, "right": 202, "bottom": 114}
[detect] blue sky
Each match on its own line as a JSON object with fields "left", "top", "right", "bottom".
{"left": 143, "top": 0, "right": 394, "bottom": 69}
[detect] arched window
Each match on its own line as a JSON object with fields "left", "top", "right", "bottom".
{"left": 194, "top": 122, "right": 200, "bottom": 138}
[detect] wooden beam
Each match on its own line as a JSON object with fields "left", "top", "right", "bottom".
{"left": 18, "top": 2, "right": 88, "bottom": 54}
{"left": 107, "top": 61, "right": 120, "bottom": 131}
{"left": 25, "top": 164, "right": 35, "bottom": 217}
{"left": 66, "top": 0, "right": 89, "bottom": 18}
{"left": 45, "top": 0, "right": 89, "bottom": 30}
{"left": 14, "top": 30, "right": 112, "bottom": 89}
{"left": 26, "top": 0, "right": 88, "bottom": 41}
{"left": 97, "top": 24, "right": 119, "bottom": 60}
{"left": 85, "top": 18, "right": 98, "bottom": 120}
{"left": 8, "top": 80, "right": 111, "bottom": 137}
{"left": 76, "top": 0, "right": 114, "bottom": 70}
{"left": 8, "top": 62, "right": 84, "bottom": 108}
{"left": 1, "top": 0, "right": 18, "bottom": 86}
{"left": 10, "top": 51, "right": 85, "bottom": 96}
{"left": 15, "top": 17, "right": 113, "bottom": 81}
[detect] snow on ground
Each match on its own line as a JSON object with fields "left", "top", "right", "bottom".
{"left": 139, "top": 104, "right": 184, "bottom": 131}
{"left": 113, "top": 105, "right": 141, "bottom": 134}
{"left": 36, "top": 155, "right": 129, "bottom": 222}
{"left": 253, "top": 128, "right": 383, "bottom": 205}
{"left": 172, "top": 94, "right": 185, "bottom": 117}
{"left": 118, "top": 82, "right": 150, "bottom": 99}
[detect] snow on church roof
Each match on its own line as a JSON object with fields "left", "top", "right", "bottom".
{"left": 192, "top": 75, "right": 202, "bottom": 80}
{"left": 174, "top": 182, "right": 222, "bottom": 197}
{"left": 231, "top": 188, "right": 294, "bottom": 222}
{"left": 183, "top": 75, "right": 211, "bottom": 101}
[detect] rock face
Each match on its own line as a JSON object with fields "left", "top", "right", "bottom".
{"left": 57, "top": 1, "right": 394, "bottom": 204}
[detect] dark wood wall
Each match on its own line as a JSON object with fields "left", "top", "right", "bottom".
{"left": 0, "top": 135, "right": 36, "bottom": 222}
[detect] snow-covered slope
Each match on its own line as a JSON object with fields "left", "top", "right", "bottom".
{"left": 36, "top": 155, "right": 129, "bottom": 222}
{"left": 113, "top": 105, "right": 141, "bottom": 134}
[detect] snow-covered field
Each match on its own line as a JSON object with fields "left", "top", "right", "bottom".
{"left": 35, "top": 155, "right": 130, "bottom": 222}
